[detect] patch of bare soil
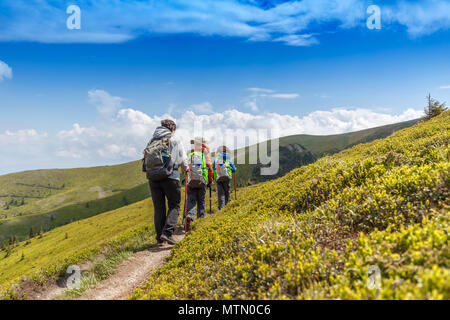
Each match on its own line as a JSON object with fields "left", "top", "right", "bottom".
{"left": 16, "top": 257, "right": 99, "bottom": 300}
{"left": 89, "top": 186, "right": 107, "bottom": 199}
{"left": 78, "top": 232, "right": 184, "bottom": 300}
{"left": 17, "top": 227, "right": 184, "bottom": 300}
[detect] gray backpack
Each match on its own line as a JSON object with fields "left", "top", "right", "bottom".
{"left": 143, "top": 135, "right": 173, "bottom": 181}
{"left": 215, "top": 158, "right": 231, "bottom": 182}
{"left": 187, "top": 151, "right": 207, "bottom": 188}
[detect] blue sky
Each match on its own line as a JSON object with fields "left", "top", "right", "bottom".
{"left": 0, "top": 0, "right": 449, "bottom": 174}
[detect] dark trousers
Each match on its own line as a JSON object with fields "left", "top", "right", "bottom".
{"left": 149, "top": 178, "right": 180, "bottom": 241}
{"left": 186, "top": 186, "right": 206, "bottom": 220}
{"left": 217, "top": 180, "right": 231, "bottom": 210}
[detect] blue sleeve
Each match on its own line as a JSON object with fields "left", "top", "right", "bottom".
{"left": 227, "top": 154, "right": 236, "bottom": 172}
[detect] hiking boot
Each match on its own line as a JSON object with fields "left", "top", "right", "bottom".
{"left": 160, "top": 234, "right": 177, "bottom": 245}
{"left": 156, "top": 240, "right": 165, "bottom": 247}
{"left": 185, "top": 217, "right": 192, "bottom": 232}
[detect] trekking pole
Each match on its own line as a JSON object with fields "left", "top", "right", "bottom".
{"left": 209, "top": 184, "right": 212, "bottom": 214}
{"left": 233, "top": 173, "right": 237, "bottom": 200}
{"left": 184, "top": 174, "right": 188, "bottom": 233}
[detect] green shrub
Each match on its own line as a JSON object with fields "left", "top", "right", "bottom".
{"left": 131, "top": 111, "right": 449, "bottom": 300}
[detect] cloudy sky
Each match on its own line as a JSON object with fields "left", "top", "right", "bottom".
{"left": 0, "top": 0, "right": 449, "bottom": 174}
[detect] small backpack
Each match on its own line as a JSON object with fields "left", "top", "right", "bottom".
{"left": 187, "top": 151, "right": 208, "bottom": 188}
{"left": 215, "top": 155, "right": 231, "bottom": 182}
{"left": 143, "top": 135, "right": 173, "bottom": 181}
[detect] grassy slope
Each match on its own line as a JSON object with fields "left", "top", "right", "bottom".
{"left": 279, "top": 119, "right": 419, "bottom": 157}
{"left": 131, "top": 113, "right": 448, "bottom": 300}
{"left": 0, "top": 161, "right": 146, "bottom": 219}
{"left": 0, "top": 183, "right": 214, "bottom": 297}
{"left": 0, "top": 198, "right": 154, "bottom": 295}
{"left": 0, "top": 183, "right": 150, "bottom": 244}
{"left": 234, "top": 119, "right": 418, "bottom": 185}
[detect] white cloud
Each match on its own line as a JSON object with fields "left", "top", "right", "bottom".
{"left": 88, "top": 89, "right": 123, "bottom": 117}
{"left": 268, "top": 93, "right": 300, "bottom": 99}
{"left": 191, "top": 102, "right": 214, "bottom": 114}
{"left": 244, "top": 100, "right": 259, "bottom": 112}
{"left": 274, "top": 34, "right": 319, "bottom": 47}
{"left": 3, "top": 0, "right": 448, "bottom": 45}
{"left": 247, "top": 88, "right": 275, "bottom": 93}
{"left": 440, "top": 85, "right": 450, "bottom": 89}
{"left": 0, "top": 61, "right": 12, "bottom": 81}
{"left": 0, "top": 129, "right": 49, "bottom": 171}
{"left": 244, "top": 88, "right": 300, "bottom": 110}
{"left": 0, "top": 90, "right": 424, "bottom": 175}
{"left": 383, "top": 0, "right": 450, "bottom": 37}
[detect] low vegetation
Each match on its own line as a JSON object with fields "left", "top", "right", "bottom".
{"left": 0, "top": 198, "right": 155, "bottom": 298}
{"left": 131, "top": 112, "right": 449, "bottom": 300}
{"left": 235, "top": 119, "right": 418, "bottom": 185}
{"left": 0, "top": 183, "right": 213, "bottom": 299}
{"left": 0, "top": 183, "right": 150, "bottom": 245}
{"left": 0, "top": 161, "right": 146, "bottom": 219}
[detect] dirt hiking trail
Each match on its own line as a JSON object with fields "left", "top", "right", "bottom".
{"left": 78, "top": 232, "right": 184, "bottom": 300}
{"left": 26, "top": 229, "right": 184, "bottom": 300}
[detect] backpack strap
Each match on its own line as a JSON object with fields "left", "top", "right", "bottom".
{"left": 150, "top": 133, "right": 172, "bottom": 143}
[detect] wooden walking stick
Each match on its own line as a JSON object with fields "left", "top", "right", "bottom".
{"left": 233, "top": 172, "right": 237, "bottom": 200}
{"left": 209, "top": 184, "right": 212, "bottom": 213}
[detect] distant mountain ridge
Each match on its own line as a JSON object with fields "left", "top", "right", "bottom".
{"left": 234, "top": 118, "right": 419, "bottom": 185}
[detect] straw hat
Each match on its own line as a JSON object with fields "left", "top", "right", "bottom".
{"left": 190, "top": 136, "right": 209, "bottom": 145}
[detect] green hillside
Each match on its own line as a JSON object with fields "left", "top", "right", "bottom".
{"left": 234, "top": 118, "right": 419, "bottom": 185}
{"left": 0, "top": 183, "right": 150, "bottom": 245}
{"left": 131, "top": 113, "right": 448, "bottom": 300}
{"left": 0, "top": 119, "right": 416, "bottom": 246}
{"left": 0, "top": 198, "right": 155, "bottom": 297}
{"left": 0, "top": 161, "right": 147, "bottom": 220}
{"left": 0, "top": 183, "right": 212, "bottom": 298}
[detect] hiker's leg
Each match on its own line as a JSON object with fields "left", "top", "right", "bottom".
{"left": 161, "top": 178, "right": 181, "bottom": 237}
{"left": 149, "top": 180, "right": 166, "bottom": 242}
{"left": 186, "top": 186, "right": 197, "bottom": 221}
{"left": 217, "top": 182, "right": 225, "bottom": 209}
{"left": 224, "top": 181, "right": 231, "bottom": 205}
{"left": 197, "top": 187, "right": 206, "bottom": 219}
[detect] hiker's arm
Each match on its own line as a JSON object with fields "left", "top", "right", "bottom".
{"left": 227, "top": 154, "right": 237, "bottom": 172}
{"left": 203, "top": 146, "right": 214, "bottom": 182}
{"left": 176, "top": 139, "right": 188, "bottom": 173}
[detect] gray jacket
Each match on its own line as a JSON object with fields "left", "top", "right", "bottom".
{"left": 150, "top": 126, "right": 188, "bottom": 181}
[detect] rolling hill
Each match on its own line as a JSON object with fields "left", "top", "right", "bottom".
{"left": 0, "top": 119, "right": 418, "bottom": 245}
{"left": 131, "top": 112, "right": 449, "bottom": 300}
{"left": 234, "top": 118, "right": 419, "bottom": 184}
{"left": 0, "top": 198, "right": 155, "bottom": 298}
{"left": 0, "top": 183, "right": 150, "bottom": 244}
{"left": 0, "top": 183, "right": 210, "bottom": 299}
{"left": 0, "top": 161, "right": 146, "bottom": 220}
